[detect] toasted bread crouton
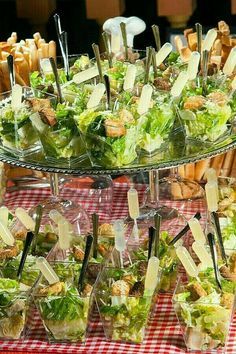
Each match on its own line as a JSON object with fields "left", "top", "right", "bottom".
{"left": 187, "top": 283, "right": 207, "bottom": 301}
{"left": 220, "top": 265, "right": 236, "bottom": 281}
{"left": 105, "top": 120, "right": 126, "bottom": 138}
{"left": 0, "top": 244, "right": 19, "bottom": 259}
{"left": 208, "top": 91, "right": 228, "bottom": 106}
{"left": 180, "top": 47, "right": 192, "bottom": 62}
{"left": 183, "top": 95, "right": 206, "bottom": 110}
{"left": 98, "top": 223, "right": 114, "bottom": 237}
{"left": 39, "top": 281, "right": 64, "bottom": 296}
{"left": 154, "top": 77, "right": 171, "bottom": 91}
{"left": 97, "top": 243, "right": 108, "bottom": 257}
{"left": 73, "top": 245, "right": 85, "bottom": 262}
{"left": 25, "top": 97, "right": 51, "bottom": 111}
{"left": 112, "top": 280, "right": 130, "bottom": 296}
{"left": 12, "top": 228, "right": 27, "bottom": 240}
{"left": 212, "top": 39, "right": 222, "bottom": 56}
{"left": 39, "top": 107, "right": 57, "bottom": 126}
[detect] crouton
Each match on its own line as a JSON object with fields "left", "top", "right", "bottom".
{"left": 39, "top": 107, "right": 57, "bottom": 126}
{"left": 39, "top": 281, "right": 64, "bottom": 296}
{"left": 112, "top": 280, "right": 130, "bottom": 296}
{"left": 183, "top": 96, "right": 206, "bottom": 110}
{"left": 208, "top": 91, "right": 228, "bottom": 106}
{"left": 154, "top": 77, "right": 171, "bottom": 91}
{"left": 220, "top": 265, "right": 236, "bottom": 281}
{"left": 0, "top": 245, "right": 19, "bottom": 259}
{"left": 105, "top": 120, "right": 126, "bottom": 138}
{"left": 187, "top": 283, "right": 207, "bottom": 300}
{"left": 25, "top": 97, "right": 51, "bottom": 111}
{"left": 73, "top": 245, "right": 84, "bottom": 262}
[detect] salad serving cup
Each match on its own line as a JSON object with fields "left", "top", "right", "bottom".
{"left": 0, "top": 278, "right": 31, "bottom": 340}
{"left": 173, "top": 276, "right": 235, "bottom": 351}
{"left": 0, "top": 87, "right": 49, "bottom": 156}
{"left": 78, "top": 104, "right": 140, "bottom": 167}
{"left": 177, "top": 88, "right": 232, "bottom": 144}
{"left": 94, "top": 264, "right": 159, "bottom": 343}
{"left": 33, "top": 260, "right": 92, "bottom": 343}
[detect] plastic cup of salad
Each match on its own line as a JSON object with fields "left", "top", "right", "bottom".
{"left": 94, "top": 263, "right": 157, "bottom": 344}
{"left": 177, "top": 89, "right": 232, "bottom": 143}
{"left": 173, "top": 275, "right": 235, "bottom": 351}
{"left": 77, "top": 103, "right": 140, "bottom": 168}
{"left": 34, "top": 266, "right": 92, "bottom": 343}
{"left": 0, "top": 277, "right": 31, "bottom": 340}
{"left": 0, "top": 86, "right": 52, "bottom": 156}
{"left": 30, "top": 99, "right": 87, "bottom": 162}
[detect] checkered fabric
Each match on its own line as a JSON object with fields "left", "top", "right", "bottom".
{"left": 1, "top": 182, "right": 236, "bottom": 354}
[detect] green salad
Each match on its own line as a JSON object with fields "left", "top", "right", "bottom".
{"left": 179, "top": 89, "right": 231, "bottom": 142}
{"left": 95, "top": 262, "right": 157, "bottom": 343}
{"left": 0, "top": 99, "right": 39, "bottom": 152}
{"left": 0, "top": 278, "right": 29, "bottom": 340}
{"left": 31, "top": 102, "right": 85, "bottom": 159}
{"left": 173, "top": 278, "right": 234, "bottom": 351}
{"left": 77, "top": 107, "right": 139, "bottom": 167}
{"left": 36, "top": 282, "right": 90, "bottom": 342}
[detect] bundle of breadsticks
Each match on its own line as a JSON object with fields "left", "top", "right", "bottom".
{"left": 0, "top": 32, "right": 56, "bottom": 92}
{"left": 177, "top": 149, "right": 236, "bottom": 182}
{"left": 174, "top": 20, "right": 235, "bottom": 67}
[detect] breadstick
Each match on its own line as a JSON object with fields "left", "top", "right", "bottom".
{"left": 1, "top": 51, "right": 9, "bottom": 60}
{"left": 187, "top": 33, "right": 198, "bottom": 51}
{"left": 15, "top": 71, "right": 27, "bottom": 86}
{"left": 14, "top": 51, "right": 24, "bottom": 60}
{"left": 195, "top": 159, "right": 210, "bottom": 181}
{"left": 25, "top": 39, "right": 35, "bottom": 47}
{"left": 49, "top": 41, "right": 56, "bottom": 60}
{"left": 41, "top": 43, "right": 49, "bottom": 58}
{"left": 29, "top": 44, "right": 38, "bottom": 71}
{"left": 14, "top": 57, "right": 30, "bottom": 85}
{"left": 185, "top": 163, "right": 195, "bottom": 180}
{"left": 0, "top": 60, "right": 11, "bottom": 91}
{"left": 180, "top": 47, "right": 192, "bottom": 62}
{"left": 210, "top": 154, "right": 225, "bottom": 176}
{"left": 23, "top": 51, "right": 30, "bottom": 65}
{"left": 37, "top": 38, "right": 46, "bottom": 48}
{"left": 7, "top": 37, "right": 15, "bottom": 46}
{"left": 37, "top": 48, "right": 43, "bottom": 61}
{"left": 33, "top": 32, "right": 41, "bottom": 43}
{"left": 221, "top": 150, "right": 235, "bottom": 177}
{"left": 230, "top": 150, "right": 236, "bottom": 177}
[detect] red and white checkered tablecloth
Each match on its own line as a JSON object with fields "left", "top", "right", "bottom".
{"left": 1, "top": 182, "right": 236, "bottom": 354}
